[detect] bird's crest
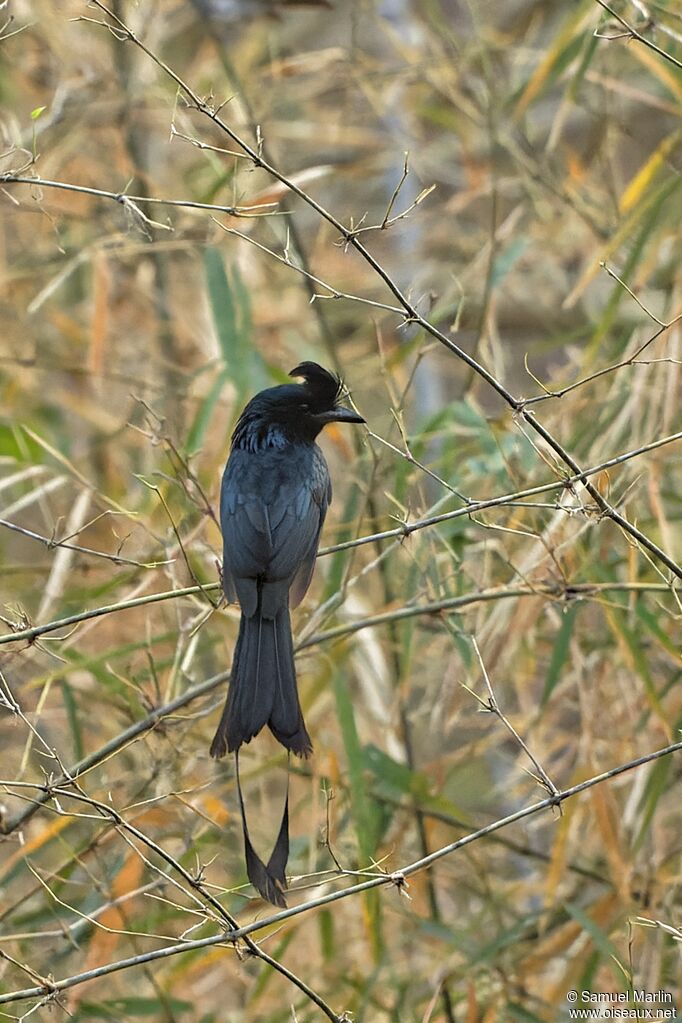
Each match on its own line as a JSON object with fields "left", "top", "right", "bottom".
{"left": 289, "top": 362, "right": 343, "bottom": 410}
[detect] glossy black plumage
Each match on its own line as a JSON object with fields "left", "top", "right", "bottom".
{"left": 210, "top": 362, "right": 364, "bottom": 905}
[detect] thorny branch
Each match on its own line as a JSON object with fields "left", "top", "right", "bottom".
{"left": 0, "top": 783, "right": 345, "bottom": 1021}
{"left": 1, "top": 739, "right": 680, "bottom": 1007}
{"left": 523, "top": 265, "right": 681, "bottom": 405}
{"left": 1, "top": 428, "right": 679, "bottom": 650}
{"left": 593, "top": 0, "right": 682, "bottom": 69}
{"left": 0, "top": 515, "right": 171, "bottom": 568}
{"left": 1, "top": 6, "right": 679, "bottom": 1016}
{"left": 81, "top": 0, "right": 682, "bottom": 582}
{"left": 463, "top": 638, "right": 559, "bottom": 797}
{"left": 0, "top": 173, "right": 281, "bottom": 220}
{"left": 0, "top": 579, "right": 674, "bottom": 838}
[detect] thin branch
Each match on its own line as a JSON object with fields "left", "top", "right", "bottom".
{"left": 23, "top": 862, "right": 176, "bottom": 944}
{"left": 85, "top": 0, "right": 518, "bottom": 404}
{"left": 0, "top": 671, "right": 226, "bottom": 835}
{"left": 600, "top": 261, "right": 675, "bottom": 328}
{"left": 464, "top": 638, "right": 559, "bottom": 796}
{"left": 2, "top": 783, "right": 343, "bottom": 1021}
{"left": 323, "top": 428, "right": 682, "bottom": 555}
{"left": 366, "top": 426, "right": 470, "bottom": 502}
{"left": 625, "top": 0, "right": 682, "bottom": 45}
{"left": 0, "top": 575, "right": 674, "bottom": 661}
{"left": 373, "top": 790, "right": 609, "bottom": 884}
{"left": 0, "top": 582, "right": 220, "bottom": 648}
{"left": 83, "top": 0, "right": 681, "bottom": 580}
{"left": 1, "top": 739, "right": 680, "bottom": 1007}
{"left": 3, "top": 577, "right": 674, "bottom": 838}
{"left": 593, "top": 0, "right": 682, "bottom": 68}
{"left": 520, "top": 412, "right": 680, "bottom": 579}
{"left": 169, "top": 124, "right": 249, "bottom": 161}
{"left": 523, "top": 285, "right": 681, "bottom": 406}
{"left": 212, "top": 218, "right": 404, "bottom": 316}
{"left": 0, "top": 516, "right": 171, "bottom": 568}
{"left": 0, "top": 173, "right": 280, "bottom": 220}
{"left": 297, "top": 582, "right": 674, "bottom": 650}
{"left": 135, "top": 475, "right": 219, "bottom": 608}
{"left": 0, "top": 880, "right": 166, "bottom": 943}
{"left": 1, "top": 429, "right": 679, "bottom": 650}
{"left": 344, "top": 152, "right": 437, "bottom": 238}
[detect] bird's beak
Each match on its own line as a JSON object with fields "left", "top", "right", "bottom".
{"left": 314, "top": 406, "right": 365, "bottom": 426}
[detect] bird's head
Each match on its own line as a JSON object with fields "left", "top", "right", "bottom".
{"left": 232, "top": 362, "right": 365, "bottom": 451}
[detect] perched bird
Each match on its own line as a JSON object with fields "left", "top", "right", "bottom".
{"left": 211, "top": 362, "right": 364, "bottom": 905}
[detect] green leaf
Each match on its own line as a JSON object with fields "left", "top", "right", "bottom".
{"left": 491, "top": 236, "right": 528, "bottom": 287}
{"left": 319, "top": 908, "right": 335, "bottom": 962}
{"left": 31, "top": 106, "right": 46, "bottom": 120}
{"left": 542, "top": 604, "right": 578, "bottom": 707}
{"left": 204, "top": 248, "right": 238, "bottom": 363}
{"left": 203, "top": 248, "right": 266, "bottom": 398}
{"left": 634, "top": 603, "right": 681, "bottom": 660}
{"left": 364, "top": 743, "right": 431, "bottom": 802}
{"left": 322, "top": 482, "right": 361, "bottom": 600}
{"left": 632, "top": 753, "right": 673, "bottom": 852}
{"left": 186, "top": 369, "right": 229, "bottom": 454}
{"left": 332, "top": 671, "right": 377, "bottom": 861}
{"left": 564, "top": 902, "right": 622, "bottom": 972}
{"left": 332, "top": 667, "right": 384, "bottom": 960}
{"left": 606, "top": 606, "right": 665, "bottom": 719}
{"left": 470, "top": 913, "right": 540, "bottom": 965}
{"left": 60, "top": 679, "right": 84, "bottom": 761}
{"left": 590, "top": 175, "right": 681, "bottom": 353}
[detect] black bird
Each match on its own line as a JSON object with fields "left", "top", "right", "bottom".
{"left": 211, "top": 362, "right": 364, "bottom": 905}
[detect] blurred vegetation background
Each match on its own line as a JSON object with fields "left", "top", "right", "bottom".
{"left": 0, "top": 1, "right": 680, "bottom": 1020}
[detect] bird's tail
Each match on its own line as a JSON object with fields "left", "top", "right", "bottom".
{"left": 210, "top": 605, "right": 312, "bottom": 759}
{"left": 210, "top": 605, "right": 312, "bottom": 907}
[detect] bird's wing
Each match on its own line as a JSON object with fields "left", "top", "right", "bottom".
{"left": 220, "top": 451, "right": 274, "bottom": 615}
{"left": 263, "top": 445, "right": 331, "bottom": 608}
{"left": 220, "top": 447, "right": 330, "bottom": 615}
{"left": 288, "top": 470, "right": 331, "bottom": 608}
{"left": 262, "top": 467, "right": 330, "bottom": 613}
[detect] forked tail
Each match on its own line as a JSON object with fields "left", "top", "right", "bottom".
{"left": 210, "top": 603, "right": 311, "bottom": 907}
{"left": 210, "top": 605, "right": 312, "bottom": 759}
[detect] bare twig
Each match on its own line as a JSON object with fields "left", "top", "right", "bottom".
{"left": 0, "top": 173, "right": 280, "bottom": 219}
{"left": 297, "top": 582, "right": 674, "bottom": 649}
{"left": 212, "top": 218, "right": 404, "bottom": 316}
{"left": 0, "top": 581, "right": 220, "bottom": 648}
{"left": 135, "top": 475, "right": 219, "bottom": 608}
{"left": 0, "top": 515, "right": 171, "bottom": 568}
{"left": 342, "top": 152, "right": 437, "bottom": 238}
{"left": 463, "top": 638, "right": 559, "bottom": 796}
{"left": 83, "top": 0, "right": 682, "bottom": 581}
{"left": 593, "top": 0, "right": 682, "bottom": 68}
{"left": 523, "top": 265, "right": 681, "bottom": 405}
{"left": 2, "top": 577, "right": 674, "bottom": 838}
{"left": 1, "top": 783, "right": 344, "bottom": 1021}
{"left": 0, "top": 880, "right": 167, "bottom": 943}
{"left": 0, "top": 428, "right": 679, "bottom": 651}
{"left": 0, "top": 671, "right": 227, "bottom": 835}
{"left": 1, "top": 739, "right": 680, "bottom": 1007}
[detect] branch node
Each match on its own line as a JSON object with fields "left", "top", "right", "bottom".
{"left": 389, "top": 871, "right": 410, "bottom": 897}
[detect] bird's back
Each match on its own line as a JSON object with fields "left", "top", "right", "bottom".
{"left": 220, "top": 440, "right": 331, "bottom": 612}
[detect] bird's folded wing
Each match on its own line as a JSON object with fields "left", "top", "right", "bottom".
{"left": 221, "top": 451, "right": 329, "bottom": 611}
